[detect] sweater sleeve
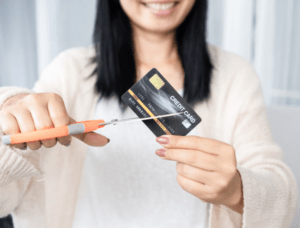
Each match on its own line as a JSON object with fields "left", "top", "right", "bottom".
{"left": 208, "top": 59, "right": 298, "bottom": 228}
{"left": 0, "top": 51, "right": 70, "bottom": 217}
{"left": 0, "top": 87, "right": 41, "bottom": 217}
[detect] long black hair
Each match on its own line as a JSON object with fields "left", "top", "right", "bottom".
{"left": 92, "top": 0, "right": 213, "bottom": 107}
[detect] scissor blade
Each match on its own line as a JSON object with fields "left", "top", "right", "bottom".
{"left": 98, "top": 112, "right": 183, "bottom": 126}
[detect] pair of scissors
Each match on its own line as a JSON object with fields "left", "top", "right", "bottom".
{"left": 1, "top": 112, "right": 182, "bottom": 145}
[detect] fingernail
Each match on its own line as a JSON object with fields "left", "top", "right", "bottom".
{"left": 62, "top": 140, "right": 71, "bottom": 146}
{"left": 65, "top": 144, "right": 71, "bottom": 147}
{"left": 156, "top": 149, "right": 166, "bottom": 157}
{"left": 21, "top": 146, "right": 27, "bottom": 150}
{"left": 107, "top": 138, "right": 110, "bottom": 143}
{"left": 156, "top": 137, "right": 169, "bottom": 145}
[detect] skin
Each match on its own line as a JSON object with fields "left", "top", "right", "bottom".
{"left": 120, "top": 0, "right": 244, "bottom": 214}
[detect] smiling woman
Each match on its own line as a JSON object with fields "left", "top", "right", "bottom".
{"left": 0, "top": 0, "right": 297, "bottom": 227}
{"left": 93, "top": 0, "right": 212, "bottom": 107}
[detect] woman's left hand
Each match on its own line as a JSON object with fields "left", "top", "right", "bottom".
{"left": 156, "top": 135, "right": 244, "bottom": 214}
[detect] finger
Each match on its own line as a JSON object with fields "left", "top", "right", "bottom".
{"left": 69, "top": 117, "right": 109, "bottom": 147}
{"left": 12, "top": 109, "right": 42, "bottom": 150}
{"left": 176, "top": 162, "right": 215, "bottom": 185}
{"left": 177, "top": 173, "right": 210, "bottom": 201}
{"left": 47, "top": 94, "right": 71, "bottom": 146}
{"left": 0, "top": 112, "right": 26, "bottom": 149}
{"left": 29, "top": 106, "right": 57, "bottom": 148}
{"left": 156, "top": 148, "right": 219, "bottom": 171}
{"left": 156, "top": 135, "right": 227, "bottom": 155}
{"left": 73, "top": 131, "right": 110, "bottom": 147}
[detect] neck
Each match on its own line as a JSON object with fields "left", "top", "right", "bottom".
{"left": 132, "top": 26, "right": 179, "bottom": 68}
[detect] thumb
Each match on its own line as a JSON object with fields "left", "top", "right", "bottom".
{"left": 69, "top": 117, "right": 110, "bottom": 147}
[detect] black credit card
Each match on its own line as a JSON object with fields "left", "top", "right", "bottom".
{"left": 121, "top": 68, "right": 201, "bottom": 137}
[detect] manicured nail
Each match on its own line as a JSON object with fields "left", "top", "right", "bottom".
{"left": 21, "top": 146, "right": 27, "bottom": 150}
{"left": 107, "top": 138, "right": 110, "bottom": 143}
{"left": 65, "top": 144, "right": 71, "bottom": 147}
{"left": 156, "top": 149, "right": 166, "bottom": 157}
{"left": 156, "top": 137, "right": 169, "bottom": 145}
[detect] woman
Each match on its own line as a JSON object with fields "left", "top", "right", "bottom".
{"left": 0, "top": 0, "right": 297, "bottom": 227}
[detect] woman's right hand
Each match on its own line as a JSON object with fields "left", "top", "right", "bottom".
{"left": 0, "top": 93, "right": 109, "bottom": 150}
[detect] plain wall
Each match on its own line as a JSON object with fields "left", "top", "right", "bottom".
{"left": 267, "top": 106, "right": 300, "bottom": 227}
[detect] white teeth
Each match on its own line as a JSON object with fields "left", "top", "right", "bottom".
{"left": 146, "top": 2, "right": 176, "bottom": 10}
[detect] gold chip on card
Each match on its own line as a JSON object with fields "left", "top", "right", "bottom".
{"left": 149, "top": 74, "right": 165, "bottom": 90}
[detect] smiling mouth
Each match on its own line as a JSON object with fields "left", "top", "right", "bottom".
{"left": 142, "top": 1, "right": 179, "bottom": 10}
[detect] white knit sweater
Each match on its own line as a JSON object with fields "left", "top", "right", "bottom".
{"left": 0, "top": 46, "right": 297, "bottom": 228}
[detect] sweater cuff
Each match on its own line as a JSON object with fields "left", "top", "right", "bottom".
{"left": 0, "top": 145, "right": 41, "bottom": 186}
{"left": 0, "top": 87, "right": 33, "bottom": 110}
{"left": 236, "top": 165, "right": 254, "bottom": 228}
{"left": 208, "top": 201, "right": 243, "bottom": 227}
{"left": 208, "top": 166, "right": 256, "bottom": 228}
{"left": 208, "top": 166, "right": 251, "bottom": 228}
{"left": 236, "top": 165, "right": 283, "bottom": 228}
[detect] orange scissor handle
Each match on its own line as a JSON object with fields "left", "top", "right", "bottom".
{"left": 2, "top": 119, "right": 105, "bottom": 145}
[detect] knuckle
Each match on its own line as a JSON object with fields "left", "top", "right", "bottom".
{"left": 0, "top": 116, "right": 18, "bottom": 135}
{"left": 49, "top": 92, "right": 63, "bottom": 101}
{"left": 177, "top": 174, "right": 190, "bottom": 192}
{"left": 176, "top": 163, "right": 187, "bottom": 175}
{"left": 172, "top": 137, "right": 180, "bottom": 148}
{"left": 167, "top": 136, "right": 180, "bottom": 148}
{"left": 186, "top": 153, "right": 198, "bottom": 165}
{"left": 1, "top": 124, "right": 12, "bottom": 134}
{"left": 181, "top": 164, "right": 189, "bottom": 176}
{"left": 51, "top": 111, "right": 69, "bottom": 122}
{"left": 24, "top": 94, "right": 41, "bottom": 104}
{"left": 211, "top": 140, "right": 222, "bottom": 151}
{"left": 0, "top": 110, "right": 8, "bottom": 117}
{"left": 226, "top": 145, "right": 235, "bottom": 156}
{"left": 5, "top": 102, "right": 23, "bottom": 113}
{"left": 176, "top": 174, "right": 185, "bottom": 187}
